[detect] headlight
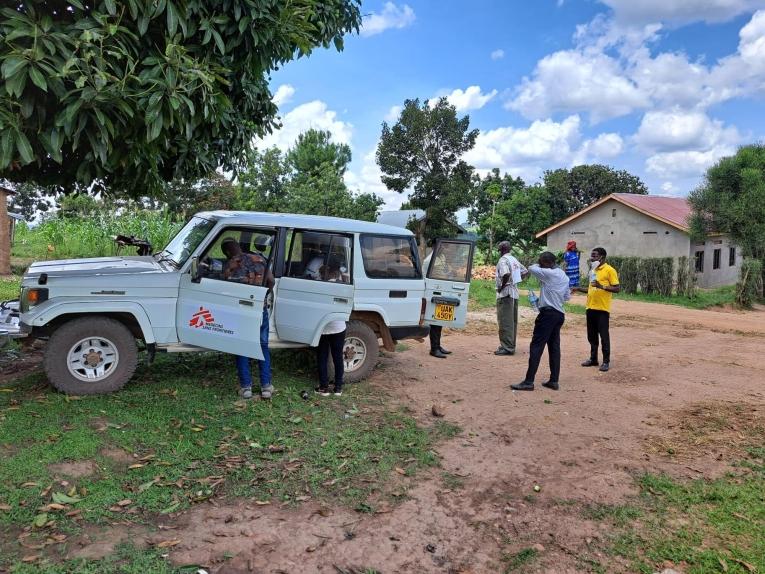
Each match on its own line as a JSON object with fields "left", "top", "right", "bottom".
{"left": 20, "top": 287, "right": 48, "bottom": 312}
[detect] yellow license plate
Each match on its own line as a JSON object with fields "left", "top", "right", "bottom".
{"left": 434, "top": 304, "right": 455, "bottom": 321}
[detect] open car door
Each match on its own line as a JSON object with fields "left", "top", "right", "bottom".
{"left": 423, "top": 240, "right": 475, "bottom": 329}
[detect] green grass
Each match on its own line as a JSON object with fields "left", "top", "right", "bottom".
{"left": 0, "top": 352, "right": 447, "bottom": 568}
{"left": 590, "top": 452, "right": 765, "bottom": 573}
{"left": 614, "top": 284, "right": 736, "bottom": 310}
{"left": 502, "top": 547, "right": 539, "bottom": 572}
{"left": 469, "top": 279, "right": 586, "bottom": 315}
{"left": 0, "top": 275, "right": 20, "bottom": 301}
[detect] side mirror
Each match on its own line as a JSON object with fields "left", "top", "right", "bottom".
{"left": 190, "top": 256, "right": 201, "bottom": 283}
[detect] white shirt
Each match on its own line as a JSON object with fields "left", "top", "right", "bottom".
{"left": 528, "top": 265, "right": 571, "bottom": 313}
{"left": 496, "top": 254, "right": 526, "bottom": 299}
{"left": 305, "top": 256, "right": 324, "bottom": 280}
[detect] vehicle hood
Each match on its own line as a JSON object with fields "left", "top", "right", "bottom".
{"left": 24, "top": 256, "right": 167, "bottom": 279}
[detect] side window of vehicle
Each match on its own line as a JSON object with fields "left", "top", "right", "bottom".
{"left": 428, "top": 242, "right": 471, "bottom": 283}
{"left": 199, "top": 227, "right": 276, "bottom": 286}
{"left": 360, "top": 235, "right": 422, "bottom": 279}
{"left": 285, "top": 231, "right": 352, "bottom": 283}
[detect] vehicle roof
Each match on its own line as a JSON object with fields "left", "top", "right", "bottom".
{"left": 195, "top": 211, "right": 415, "bottom": 237}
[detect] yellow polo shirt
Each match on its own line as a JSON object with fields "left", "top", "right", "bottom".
{"left": 586, "top": 263, "right": 619, "bottom": 313}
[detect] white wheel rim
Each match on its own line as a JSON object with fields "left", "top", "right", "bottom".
{"left": 343, "top": 336, "right": 367, "bottom": 373}
{"left": 67, "top": 337, "right": 120, "bottom": 383}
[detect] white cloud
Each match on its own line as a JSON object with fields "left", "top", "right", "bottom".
{"left": 257, "top": 100, "right": 353, "bottom": 151}
{"left": 598, "top": 0, "right": 765, "bottom": 25}
{"left": 272, "top": 84, "right": 295, "bottom": 107}
{"left": 463, "top": 115, "right": 625, "bottom": 182}
{"left": 634, "top": 109, "right": 741, "bottom": 152}
{"left": 490, "top": 49, "right": 505, "bottom": 60}
{"left": 646, "top": 148, "right": 736, "bottom": 179}
{"left": 507, "top": 50, "right": 650, "bottom": 122}
{"left": 436, "top": 86, "right": 498, "bottom": 112}
{"left": 360, "top": 2, "right": 415, "bottom": 37}
{"left": 345, "top": 148, "right": 407, "bottom": 210}
{"left": 384, "top": 105, "right": 402, "bottom": 123}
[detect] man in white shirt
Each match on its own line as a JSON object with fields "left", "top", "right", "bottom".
{"left": 494, "top": 241, "right": 527, "bottom": 356}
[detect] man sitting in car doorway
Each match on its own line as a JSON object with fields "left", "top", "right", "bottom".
{"left": 221, "top": 237, "right": 275, "bottom": 400}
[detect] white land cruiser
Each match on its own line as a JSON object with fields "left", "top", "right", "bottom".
{"left": 1, "top": 211, "right": 474, "bottom": 395}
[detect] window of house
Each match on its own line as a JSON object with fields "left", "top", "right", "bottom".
{"left": 694, "top": 251, "right": 704, "bottom": 273}
{"left": 643, "top": 231, "right": 658, "bottom": 235}
{"left": 729, "top": 247, "right": 736, "bottom": 267}
{"left": 285, "top": 230, "right": 352, "bottom": 283}
{"left": 198, "top": 227, "right": 277, "bottom": 286}
{"left": 571, "top": 231, "right": 585, "bottom": 235}
{"left": 360, "top": 235, "right": 421, "bottom": 279}
{"left": 612, "top": 208, "right": 616, "bottom": 217}
{"left": 713, "top": 248, "right": 721, "bottom": 270}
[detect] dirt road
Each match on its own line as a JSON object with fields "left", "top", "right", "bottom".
{"left": 72, "top": 300, "right": 765, "bottom": 573}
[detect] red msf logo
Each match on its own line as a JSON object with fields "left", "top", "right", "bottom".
{"left": 189, "top": 307, "right": 214, "bottom": 328}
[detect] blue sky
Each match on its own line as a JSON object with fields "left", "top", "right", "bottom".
{"left": 261, "top": 0, "right": 765, "bottom": 215}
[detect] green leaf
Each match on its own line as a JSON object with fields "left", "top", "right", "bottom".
{"left": 15, "top": 131, "right": 34, "bottom": 165}
{"left": 52, "top": 492, "right": 81, "bottom": 504}
{"left": 211, "top": 28, "right": 225, "bottom": 54}
{"left": 104, "top": 0, "right": 117, "bottom": 16}
{"left": 160, "top": 501, "right": 180, "bottom": 514}
{"left": 28, "top": 66, "right": 48, "bottom": 91}
{"left": 1, "top": 56, "right": 27, "bottom": 79}
{"left": 33, "top": 513, "right": 49, "bottom": 528}
{"left": 137, "top": 15, "right": 149, "bottom": 36}
{"left": 166, "top": 1, "right": 178, "bottom": 36}
{"left": 68, "top": 0, "right": 84, "bottom": 8}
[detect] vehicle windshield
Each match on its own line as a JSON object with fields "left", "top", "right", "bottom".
{"left": 160, "top": 216, "right": 216, "bottom": 266}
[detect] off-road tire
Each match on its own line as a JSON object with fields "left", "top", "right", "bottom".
{"left": 44, "top": 317, "right": 138, "bottom": 395}
{"left": 328, "top": 319, "right": 379, "bottom": 385}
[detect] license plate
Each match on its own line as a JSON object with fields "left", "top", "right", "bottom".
{"left": 434, "top": 304, "right": 455, "bottom": 321}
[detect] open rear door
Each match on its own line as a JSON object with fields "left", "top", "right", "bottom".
{"left": 423, "top": 240, "right": 475, "bottom": 329}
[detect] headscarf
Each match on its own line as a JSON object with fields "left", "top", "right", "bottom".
{"left": 566, "top": 240, "right": 577, "bottom": 251}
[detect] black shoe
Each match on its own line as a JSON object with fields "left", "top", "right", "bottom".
{"left": 510, "top": 381, "right": 534, "bottom": 391}
{"left": 315, "top": 386, "right": 330, "bottom": 396}
{"left": 430, "top": 349, "right": 447, "bottom": 359}
{"left": 494, "top": 348, "right": 515, "bottom": 356}
{"left": 542, "top": 381, "right": 559, "bottom": 391}
{"left": 438, "top": 347, "right": 452, "bottom": 355}
{"left": 581, "top": 358, "right": 599, "bottom": 367}
{"left": 599, "top": 362, "right": 610, "bottom": 372}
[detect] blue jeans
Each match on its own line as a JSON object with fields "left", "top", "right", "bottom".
{"left": 234, "top": 307, "right": 271, "bottom": 389}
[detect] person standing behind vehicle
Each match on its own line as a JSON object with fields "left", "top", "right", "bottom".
{"left": 562, "top": 241, "right": 581, "bottom": 288}
{"left": 510, "top": 252, "right": 570, "bottom": 391}
{"left": 315, "top": 256, "right": 348, "bottom": 396}
{"left": 221, "top": 238, "right": 275, "bottom": 399}
{"left": 494, "top": 241, "right": 527, "bottom": 356}
{"left": 573, "top": 247, "right": 620, "bottom": 372}
{"left": 423, "top": 248, "right": 452, "bottom": 359}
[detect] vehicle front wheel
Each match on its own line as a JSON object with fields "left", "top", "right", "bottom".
{"left": 328, "top": 319, "right": 380, "bottom": 385}
{"left": 43, "top": 317, "right": 138, "bottom": 395}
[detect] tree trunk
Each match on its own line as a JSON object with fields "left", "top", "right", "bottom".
{"left": 0, "top": 191, "right": 10, "bottom": 275}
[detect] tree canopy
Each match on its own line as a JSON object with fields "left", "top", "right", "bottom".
{"left": 689, "top": 144, "right": 765, "bottom": 262}
{"left": 543, "top": 164, "right": 648, "bottom": 222}
{"left": 237, "top": 129, "right": 383, "bottom": 221}
{"left": 376, "top": 97, "right": 478, "bottom": 241}
{"left": 0, "top": 0, "right": 361, "bottom": 195}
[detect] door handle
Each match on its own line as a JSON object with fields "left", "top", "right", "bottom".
{"left": 452, "top": 285, "right": 466, "bottom": 291}
{"left": 239, "top": 299, "right": 254, "bottom": 306}
{"left": 333, "top": 297, "right": 349, "bottom": 304}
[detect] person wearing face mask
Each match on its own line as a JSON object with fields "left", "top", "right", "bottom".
{"left": 573, "top": 247, "right": 620, "bottom": 372}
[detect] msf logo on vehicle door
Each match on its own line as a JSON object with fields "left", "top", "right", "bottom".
{"left": 187, "top": 306, "right": 236, "bottom": 336}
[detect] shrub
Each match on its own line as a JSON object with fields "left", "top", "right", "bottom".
{"left": 736, "top": 258, "right": 764, "bottom": 308}
{"left": 675, "top": 256, "right": 698, "bottom": 298}
{"left": 638, "top": 258, "right": 673, "bottom": 296}
{"left": 608, "top": 256, "right": 640, "bottom": 294}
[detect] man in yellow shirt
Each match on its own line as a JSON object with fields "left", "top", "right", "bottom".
{"left": 573, "top": 247, "right": 620, "bottom": 372}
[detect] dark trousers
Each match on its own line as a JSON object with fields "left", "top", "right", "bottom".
{"left": 318, "top": 330, "right": 346, "bottom": 390}
{"left": 586, "top": 309, "right": 611, "bottom": 363}
{"left": 429, "top": 325, "right": 443, "bottom": 351}
{"left": 525, "top": 308, "right": 565, "bottom": 383}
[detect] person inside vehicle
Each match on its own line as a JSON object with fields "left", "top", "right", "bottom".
{"left": 304, "top": 249, "right": 325, "bottom": 280}
{"left": 221, "top": 237, "right": 275, "bottom": 400}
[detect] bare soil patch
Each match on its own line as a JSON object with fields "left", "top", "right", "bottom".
{"left": 8, "top": 298, "right": 765, "bottom": 573}
{"left": 48, "top": 460, "right": 99, "bottom": 479}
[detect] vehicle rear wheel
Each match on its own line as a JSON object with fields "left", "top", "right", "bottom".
{"left": 44, "top": 317, "right": 138, "bottom": 395}
{"left": 328, "top": 320, "right": 379, "bottom": 385}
